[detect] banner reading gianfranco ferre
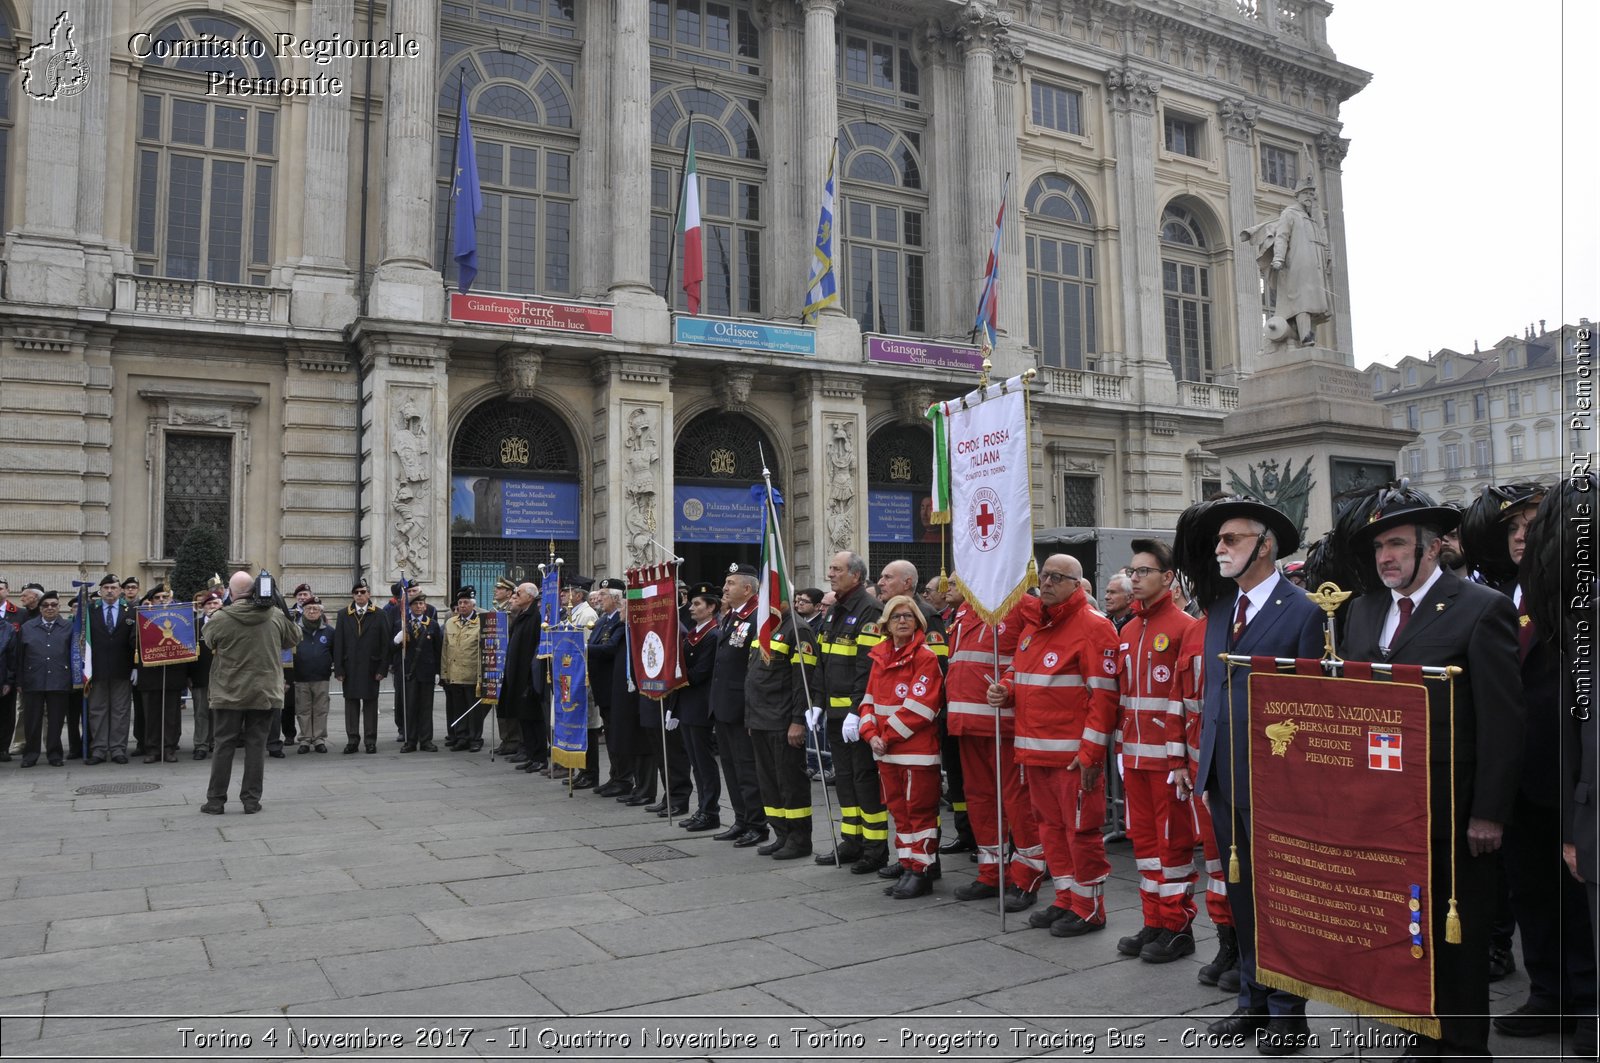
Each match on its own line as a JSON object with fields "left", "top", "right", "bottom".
{"left": 1246, "top": 666, "right": 1438, "bottom": 1039}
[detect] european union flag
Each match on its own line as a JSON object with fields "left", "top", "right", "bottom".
{"left": 453, "top": 89, "right": 483, "bottom": 293}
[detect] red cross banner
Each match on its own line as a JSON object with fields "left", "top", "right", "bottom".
{"left": 1246, "top": 665, "right": 1438, "bottom": 1038}
{"left": 930, "top": 375, "right": 1036, "bottom": 625}
{"left": 625, "top": 562, "right": 686, "bottom": 700}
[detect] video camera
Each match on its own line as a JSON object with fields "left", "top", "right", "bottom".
{"left": 251, "top": 568, "right": 292, "bottom": 616}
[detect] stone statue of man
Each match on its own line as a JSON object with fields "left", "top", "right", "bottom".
{"left": 1266, "top": 179, "right": 1332, "bottom": 347}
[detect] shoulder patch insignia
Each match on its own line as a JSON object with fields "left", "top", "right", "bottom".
{"left": 845, "top": 615, "right": 857, "bottom": 625}
{"left": 1019, "top": 634, "right": 1032, "bottom": 651}
{"left": 860, "top": 622, "right": 881, "bottom": 636}
{"left": 1102, "top": 658, "right": 1117, "bottom": 675}
{"left": 1119, "top": 642, "right": 1129, "bottom": 650}
{"left": 925, "top": 631, "right": 945, "bottom": 645}
{"left": 1104, "top": 647, "right": 1116, "bottom": 656}
{"left": 1153, "top": 633, "right": 1169, "bottom": 652}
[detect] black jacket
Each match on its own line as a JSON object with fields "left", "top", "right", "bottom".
{"left": 587, "top": 610, "right": 625, "bottom": 708}
{"left": 88, "top": 599, "right": 138, "bottom": 680}
{"left": 815, "top": 583, "right": 883, "bottom": 719}
{"left": 391, "top": 612, "right": 441, "bottom": 683}
{"left": 672, "top": 619, "right": 719, "bottom": 726}
{"left": 744, "top": 612, "right": 814, "bottom": 731}
{"left": 332, "top": 606, "right": 392, "bottom": 699}
{"left": 709, "top": 599, "right": 758, "bottom": 724}
{"left": 499, "top": 607, "right": 543, "bottom": 714}
{"left": 17, "top": 616, "right": 73, "bottom": 692}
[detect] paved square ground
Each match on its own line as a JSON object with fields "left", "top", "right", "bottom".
{"left": 0, "top": 701, "right": 1571, "bottom": 1061}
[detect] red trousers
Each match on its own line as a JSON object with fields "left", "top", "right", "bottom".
{"left": 1190, "top": 791, "right": 1233, "bottom": 926}
{"left": 1123, "top": 767, "right": 1199, "bottom": 931}
{"left": 958, "top": 735, "right": 1045, "bottom": 891}
{"left": 878, "top": 762, "right": 941, "bottom": 870}
{"left": 1027, "top": 762, "right": 1110, "bottom": 920}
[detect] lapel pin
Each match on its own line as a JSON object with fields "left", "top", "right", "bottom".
{"left": 1435, "top": 603, "right": 1445, "bottom": 612}
{"left": 1274, "top": 600, "right": 1282, "bottom": 606}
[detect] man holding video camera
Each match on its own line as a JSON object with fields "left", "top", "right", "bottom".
{"left": 200, "top": 570, "right": 300, "bottom": 815}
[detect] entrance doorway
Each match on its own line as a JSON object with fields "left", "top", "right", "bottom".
{"left": 672, "top": 411, "right": 781, "bottom": 587}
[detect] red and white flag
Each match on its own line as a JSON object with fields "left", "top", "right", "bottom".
{"left": 755, "top": 484, "right": 789, "bottom": 659}
{"left": 1367, "top": 731, "right": 1402, "bottom": 771}
{"left": 678, "top": 136, "right": 703, "bottom": 314}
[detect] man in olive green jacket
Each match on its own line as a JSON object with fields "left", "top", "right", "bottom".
{"left": 201, "top": 571, "right": 300, "bottom": 814}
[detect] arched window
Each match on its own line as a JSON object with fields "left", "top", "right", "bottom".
{"left": 1159, "top": 202, "right": 1217, "bottom": 382}
{"left": 648, "top": 0, "right": 760, "bottom": 74}
{"left": 435, "top": 42, "right": 577, "bottom": 295}
{"left": 1024, "top": 174, "right": 1098, "bottom": 370}
{"left": 133, "top": 14, "right": 278, "bottom": 283}
{"left": 840, "top": 120, "right": 925, "bottom": 335}
{"left": 673, "top": 411, "right": 780, "bottom": 487}
{"left": 865, "top": 424, "right": 940, "bottom": 585}
{"left": 649, "top": 87, "right": 765, "bottom": 316}
{"left": 449, "top": 396, "right": 581, "bottom": 593}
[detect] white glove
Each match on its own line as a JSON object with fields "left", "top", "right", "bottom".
{"left": 392, "top": 630, "right": 405, "bottom": 645}
{"left": 841, "top": 713, "right": 861, "bottom": 743}
{"left": 1167, "top": 769, "right": 1190, "bottom": 802}
{"left": 664, "top": 711, "right": 679, "bottom": 731}
{"left": 805, "top": 706, "right": 823, "bottom": 730}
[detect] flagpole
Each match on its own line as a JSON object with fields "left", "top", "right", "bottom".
{"left": 757, "top": 444, "right": 838, "bottom": 866}
{"left": 440, "top": 66, "right": 467, "bottom": 281}
{"left": 990, "top": 623, "right": 1008, "bottom": 930}
{"left": 662, "top": 113, "right": 694, "bottom": 307}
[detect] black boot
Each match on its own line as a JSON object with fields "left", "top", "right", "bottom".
{"left": 849, "top": 842, "right": 888, "bottom": 875}
{"left": 1198, "top": 924, "right": 1240, "bottom": 987}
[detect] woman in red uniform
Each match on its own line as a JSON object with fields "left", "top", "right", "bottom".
{"left": 859, "top": 594, "right": 945, "bottom": 899}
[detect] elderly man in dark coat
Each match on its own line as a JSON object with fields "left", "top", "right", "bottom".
{"left": 332, "top": 578, "right": 391, "bottom": 754}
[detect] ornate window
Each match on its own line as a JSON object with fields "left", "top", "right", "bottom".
{"left": 1160, "top": 203, "right": 1217, "bottom": 382}
{"left": 1259, "top": 143, "right": 1297, "bottom": 188}
{"left": 673, "top": 412, "right": 780, "bottom": 487}
{"left": 163, "top": 434, "right": 232, "bottom": 558}
{"left": 838, "top": 17, "right": 920, "bottom": 110}
{"left": 434, "top": 43, "right": 577, "bottom": 295}
{"left": 649, "top": 87, "right": 765, "bottom": 316}
{"left": 133, "top": 15, "right": 278, "bottom": 283}
{"left": 1163, "top": 113, "right": 1203, "bottom": 158}
{"left": 840, "top": 120, "right": 925, "bottom": 335}
{"left": 648, "top": 0, "right": 760, "bottom": 74}
{"left": 1025, "top": 174, "right": 1099, "bottom": 370}
{"left": 1030, "top": 80, "right": 1083, "bottom": 137}
{"left": 451, "top": 397, "right": 579, "bottom": 474}
{"left": 1063, "top": 475, "right": 1098, "bottom": 527}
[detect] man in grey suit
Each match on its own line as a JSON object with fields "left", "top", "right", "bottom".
{"left": 1340, "top": 486, "right": 1523, "bottom": 1062}
{"left": 1179, "top": 497, "right": 1323, "bottom": 1056}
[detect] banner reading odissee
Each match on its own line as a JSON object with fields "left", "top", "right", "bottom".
{"left": 936, "top": 378, "right": 1036, "bottom": 625}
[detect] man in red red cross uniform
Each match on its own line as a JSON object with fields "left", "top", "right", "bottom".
{"left": 1114, "top": 538, "right": 1203, "bottom": 964}
{"left": 1170, "top": 617, "right": 1240, "bottom": 991}
{"left": 946, "top": 582, "right": 1046, "bottom": 910}
{"left": 987, "top": 553, "right": 1120, "bottom": 937}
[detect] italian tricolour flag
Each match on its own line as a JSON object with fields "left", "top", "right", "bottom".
{"left": 679, "top": 137, "right": 703, "bottom": 315}
{"left": 756, "top": 486, "right": 788, "bottom": 659}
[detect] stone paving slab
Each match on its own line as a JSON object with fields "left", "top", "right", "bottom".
{"left": 259, "top": 883, "right": 466, "bottom": 925}
{"left": 202, "top": 913, "right": 438, "bottom": 968}
{"left": 416, "top": 891, "right": 642, "bottom": 942}
{"left": 46, "top": 899, "right": 266, "bottom": 952}
{"left": 526, "top": 939, "right": 824, "bottom": 1013}
{"left": 317, "top": 927, "right": 609, "bottom": 997}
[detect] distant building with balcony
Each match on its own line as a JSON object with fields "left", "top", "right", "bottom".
{"left": 0, "top": 0, "right": 1369, "bottom": 596}
{"left": 1361, "top": 320, "right": 1594, "bottom": 504}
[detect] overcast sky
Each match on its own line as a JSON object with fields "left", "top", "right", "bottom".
{"left": 1327, "top": 0, "right": 1597, "bottom": 367}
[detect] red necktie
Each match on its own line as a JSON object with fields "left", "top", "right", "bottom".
{"left": 1390, "top": 597, "right": 1414, "bottom": 647}
{"left": 1230, "top": 596, "right": 1250, "bottom": 647}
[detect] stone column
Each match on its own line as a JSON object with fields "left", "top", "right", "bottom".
{"left": 800, "top": 0, "right": 858, "bottom": 354}
{"left": 575, "top": 0, "right": 614, "bottom": 298}
{"left": 606, "top": 0, "right": 669, "bottom": 339}
{"left": 915, "top": 22, "right": 965, "bottom": 340}
{"left": 591, "top": 356, "right": 675, "bottom": 575}
{"left": 794, "top": 373, "right": 867, "bottom": 582}
{"left": 758, "top": 0, "right": 805, "bottom": 321}
{"left": 1316, "top": 131, "right": 1355, "bottom": 356}
{"left": 73, "top": 1, "right": 113, "bottom": 307}
{"left": 958, "top": 3, "right": 1005, "bottom": 313}
{"left": 1106, "top": 64, "right": 1168, "bottom": 395}
{"left": 991, "top": 36, "right": 1029, "bottom": 373}
{"left": 293, "top": 0, "right": 359, "bottom": 328}
{"left": 368, "top": 0, "right": 442, "bottom": 322}
{"left": 1220, "top": 98, "right": 1261, "bottom": 383}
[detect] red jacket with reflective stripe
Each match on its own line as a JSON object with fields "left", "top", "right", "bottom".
{"left": 1116, "top": 591, "right": 1199, "bottom": 771}
{"left": 1168, "top": 615, "right": 1207, "bottom": 772}
{"left": 859, "top": 632, "right": 943, "bottom": 766}
{"left": 1000, "top": 590, "right": 1120, "bottom": 768}
{"left": 945, "top": 595, "right": 1041, "bottom": 737}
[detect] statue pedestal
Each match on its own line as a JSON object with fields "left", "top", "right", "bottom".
{"left": 1200, "top": 346, "right": 1416, "bottom": 553}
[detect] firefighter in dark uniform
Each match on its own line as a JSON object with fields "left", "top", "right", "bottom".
{"left": 815, "top": 550, "right": 887, "bottom": 873}
{"left": 745, "top": 600, "right": 817, "bottom": 860}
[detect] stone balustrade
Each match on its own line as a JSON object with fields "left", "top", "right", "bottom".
{"left": 115, "top": 275, "right": 290, "bottom": 326}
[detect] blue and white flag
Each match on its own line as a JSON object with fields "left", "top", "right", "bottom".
{"left": 802, "top": 141, "right": 839, "bottom": 322}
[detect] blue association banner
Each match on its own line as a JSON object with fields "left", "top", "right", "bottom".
{"left": 548, "top": 625, "right": 590, "bottom": 769}
{"left": 137, "top": 603, "right": 200, "bottom": 666}
{"left": 673, "top": 315, "right": 816, "bottom": 355}
{"left": 539, "top": 564, "right": 561, "bottom": 636}
{"left": 479, "top": 610, "right": 508, "bottom": 704}
{"left": 675, "top": 484, "right": 773, "bottom": 544}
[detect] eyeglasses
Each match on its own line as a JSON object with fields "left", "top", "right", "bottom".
{"left": 887, "top": 612, "right": 918, "bottom": 623}
{"left": 1039, "top": 571, "right": 1079, "bottom": 585}
{"left": 1127, "top": 566, "right": 1166, "bottom": 579}
{"left": 1215, "top": 532, "right": 1262, "bottom": 548}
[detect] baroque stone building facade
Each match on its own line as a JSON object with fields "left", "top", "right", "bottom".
{"left": 1360, "top": 320, "right": 1595, "bottom": 506}
{"left": 0, "top": 0, "right": 1369, "bottom": 598}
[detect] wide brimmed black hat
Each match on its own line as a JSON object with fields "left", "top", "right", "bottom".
{"left": 1485, "top": 481, "right": 1547, "bottom": 521}
{"left": 1191, "top": 496, "right": 1302, "bottom": 557}
{"left": 1349, "top": 483, "right": 1460, "bottom": 548}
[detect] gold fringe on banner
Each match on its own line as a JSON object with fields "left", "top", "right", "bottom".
{"left": 952, "top": 557, "right": 1038, "bottom": 630}
{"left": 550, "top": 748, "right": 585, "bottom": 769}
{"left": 1255, "top": 970, "right": 1442, "bottom": 1041}
{"left": 1446, "top": 674, "right": 1461, "bottom": 943}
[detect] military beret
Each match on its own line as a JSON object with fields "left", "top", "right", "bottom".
{"left": 352, "top": 579, "right": 370, "bottom": 593}
{"left": 303, "top": 596, "right": 322, "bottom": 606}
{"left": 563, "top": 574, "right": 594, "bottom": 591}
{"left": 99, "top": 574, "right": 119, "bottom": 587}
{"left": 120, "top": 576, "right": 140, "bottom": 588}
{"left": 728, "top": 563, "right": 759, "bottom": 578}
{"left": 455, "top": 586, "right": 476, "bottom": 601}
{"left": 293, "top": 583, "right": 312, "bottom": 594}
{"left": 598, "top": 577, "right": 626, "bottom": 592}
{"left": 391, "top": 581, "right": 405, "bottom": 598}
{"left": 41, "top": 589, "right": 60, "bottom": 602}
{"left": 22, "top": 583, "right": 44, "bottom": 594}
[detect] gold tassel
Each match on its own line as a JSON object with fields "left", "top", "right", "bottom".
{"left": 1229, "top": 845, "right": 1241, "bottom": 883}
{"left": 1444, "top": 898, "right": 1461, "bottom": 944}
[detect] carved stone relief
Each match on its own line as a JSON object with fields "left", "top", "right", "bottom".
{"left": 824, "top": 419, "right": 857, "bottom": 552}
{"left": 622, "top": 405, "right": 661, "bottom": 566}
{"left": 496, "top": 346, "right": 543, "bottom": 400}
{"left": 390, "top": 392, "right": 431, "bottom": 577}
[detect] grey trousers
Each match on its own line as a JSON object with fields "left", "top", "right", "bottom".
{"left": 86, "top": 677, "right": 133, "bottom": 759}
{"left": 206, "top": 708, "right": 272, "bottom": 805}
